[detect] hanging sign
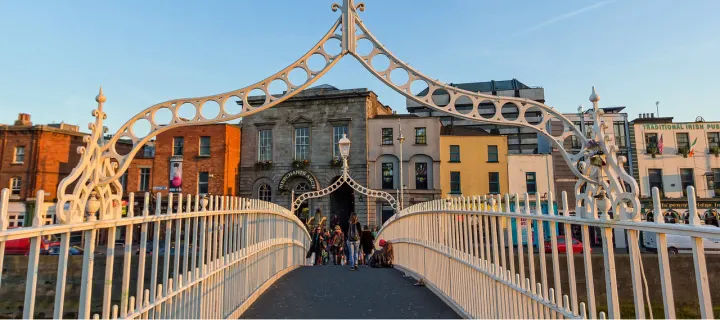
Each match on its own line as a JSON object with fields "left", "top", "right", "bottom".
{"left": 169, "top": 157, "right": 183, "bottom": 193}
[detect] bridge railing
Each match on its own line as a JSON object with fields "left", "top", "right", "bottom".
{"left": 0, "top": 188, "right": 310, "bottom": 319}
{"left": 378, "top": 187, "right": 720, "bottom": 319}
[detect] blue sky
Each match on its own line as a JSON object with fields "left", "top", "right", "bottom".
{"left": 1, "top": 0, "right": 718, "bottom": 132}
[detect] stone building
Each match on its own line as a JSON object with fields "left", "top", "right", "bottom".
{"left": 238, "top": 85, "right": 392, "bottom": 231}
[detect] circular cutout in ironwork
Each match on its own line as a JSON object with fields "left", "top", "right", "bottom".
{"left": 356, "top": 38, "right": 374, "bottom": 56}
{"left": 431, "top": 89, "right": 450, "bottom": 107}
{"left": 176, "top": 102, "right": 196, "bottom": 121}
{"left": 390, "top": 67, "right": 409, "bottom": 86}
{"left": 288, "top": 67, "right": 309, "bottom": 87}
{"left": 306, "top": 54, "right": 327, "bottom": 72}
{"left": 152, "top": 107, "right": 173, "bottom": 126}
{"left": 546, "top": 117, "right": 567, "bottom": 137}
{"left": 371, "top": 54, "right": 390, "bottom": 72}
{"left": 224, "top": 96, "right": 243, "bottom": 115}
{"left": 268, "top": 79, "right": 288, "bottom": 99}
{"left": 131, "top": 118, "right": 152, "bottom": 139}
{"left": 501, "top": 102, "right": 519, "bottom": 121}
{"left": 247, "top": 88, "right": 267, "bottom": 109}
{"left": 525, "top": 106, "right": 544, "bottom": 125}
{"left": 478, "top": 100, "right": 496, "bottom": 120}
{"left": 201, "top": 100, "right": 221, "bottom": 120}
{"left": 410, "top": 79, "right": 429, "bottom": 97}
{"left": 454, "top": 95, "right": 473, "bottom": 115}
{"left": 323, "top": 38, "right": 342, "bottom": 57}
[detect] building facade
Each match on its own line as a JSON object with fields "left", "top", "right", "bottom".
{"left": 507, "top": 154, "right": 555, "bottom": 201}
{"left": 551, "top": 107, "right": 633, "bottom": 214}
{"left": 238, "top": 85, "right": 392, "bottom": 231}
{"left": 439, "top": 126, "right": 509, "bottom": 197}
{"left": 367, "top": 114, "right": 442, "bottom": 225}
{"left": 153, "top": 124, "right": 241, "bottom": 196}
{"left": 407, "top": 79, "right": 546, "bottom": 154}
{"left": 631, "top": 116, "right": 720, "bottom": 211}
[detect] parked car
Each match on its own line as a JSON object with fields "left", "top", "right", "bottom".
{"left": 43, "top": 244, "right": 84, "bottom": 256}
{"left": 4, "top": 232, "right": 60, "bottom": 255}
{"left": 544, "top": 236, "right": 588, "bottom": 254}
{"left": 643, "top": 225, "right": 720, "bottom": 254}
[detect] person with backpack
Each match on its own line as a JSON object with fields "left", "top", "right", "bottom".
{"left": 346, "top": 213, "right": 362, "bottom": 271}
{"left": 359, "top": 225, "right": 375, "bottom": 267}
{"left": 330, "top": 225, "right": 344, "bottom": 265}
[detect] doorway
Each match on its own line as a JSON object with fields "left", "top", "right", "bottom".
{"left": 330, "top": 176, "right": 355, "bottom": 233}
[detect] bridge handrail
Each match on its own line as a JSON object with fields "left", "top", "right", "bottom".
{"left": 377, "top": 187, "right": 715, "bottom": 319}
{"left": 0, "top": 188, "right": 310, "bottom": 319}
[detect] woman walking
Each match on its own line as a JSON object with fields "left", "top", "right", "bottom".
{"left": 346, "top": 213, "right": 362, "bottom": 271}
{"left": 330, "top": 225, "right": 344, "bottom": 265}
{"left": 360, "top": 225, "right": 375, "bottom": 267}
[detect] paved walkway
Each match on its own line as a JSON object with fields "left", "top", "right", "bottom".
{"left": 241, "top": 265, "right": 460, "bottom": 319}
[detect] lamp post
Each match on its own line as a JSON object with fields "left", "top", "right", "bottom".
{"left": 338, "top": 133, "right": 351, "bottom": 172}
{"left": 397, "top": 119, "right": 405, "bottom": 211}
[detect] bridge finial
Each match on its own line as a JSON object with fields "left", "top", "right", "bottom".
{"left": 332, "top": 0, "right": 363, "bottom": 56}
{"left": 589, "top": 86, "right": 600, "bottom": 110}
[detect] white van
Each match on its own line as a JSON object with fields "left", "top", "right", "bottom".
{"left": 644, "top": 227, "right": 720, "bottom": 254}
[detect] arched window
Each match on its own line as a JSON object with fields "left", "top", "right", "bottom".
{"left": 295, "top": 182, "right": 311, "bottom": 192}
{"left": 259, "top": 184, "right": 272, "bottom": 202}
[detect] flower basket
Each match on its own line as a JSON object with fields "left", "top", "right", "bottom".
{"left": 678, "top": 147, "right": 689, "bottom": 158}
{"left": 711, "top": 146, "right": 720, "bottom": 157}
{"left": 292, "top": 159, "right": 310, "bottom": 169}
{"left": 254, "top": 160, "right": 273, "bottom": 171}
{"left": 646, "top": 146, "right": 659, "bottom": 158}
{"left": 330, "top": 158, "right": 342, "bottom": 168}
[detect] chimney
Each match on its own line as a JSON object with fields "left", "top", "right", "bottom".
{"left": 650, "top": 113, "right": 655, "bottom": 118}
{"left": 14, "top": 113, "right": 32, "bottom": 126}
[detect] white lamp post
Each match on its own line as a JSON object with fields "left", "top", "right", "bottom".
{"left": 338, "top": 133, "right": 351, "bottom": 172}
{"left": 397, "top": 119, "right": 405, "bottom": 211}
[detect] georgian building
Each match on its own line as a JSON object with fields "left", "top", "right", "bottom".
{"left": 238, "top": 85, "right": 392, "bottom": 231}
{"left": 367, "top": 114, "right": 442, "bottom": 225}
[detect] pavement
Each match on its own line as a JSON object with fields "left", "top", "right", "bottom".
{"left": 240, "top": 265, "right": 461, "bottom": 319}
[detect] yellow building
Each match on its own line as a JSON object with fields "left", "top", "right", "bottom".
{"left": 440, "top": 126, "right": 508, "bottom": 197}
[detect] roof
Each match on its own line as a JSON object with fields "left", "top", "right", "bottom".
{"left": 416, "top": 79, "right": 533, "bottom": 96}
{"left": 440, "top": 125, "right": 493, "bottom": 136}
{"left": 373, "top": 114, "right": 419, "bottom": 119}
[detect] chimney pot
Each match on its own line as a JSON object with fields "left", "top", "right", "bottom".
{"left": 14, "top": 113, "right": 32, "bottom": 126}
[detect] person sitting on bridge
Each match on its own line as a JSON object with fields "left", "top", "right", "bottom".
{"left": 370, "top": 239, "right": 393, "bottom": 268}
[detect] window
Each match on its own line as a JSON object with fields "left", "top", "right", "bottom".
{"left": 709, "top": 132, "right": 720, "bottom": 150}
{"left": 258, "top": 130, "right": 273, "bottom": 161}
{"left": 382, "top": 128, "right": 393, "bottom": 145}
{"left": 258, "top": 184, "right": 272, "bottom": 202}
{"left": 172, "top": 137, "right": 184, "bottom": 156}
{"left": 119, "top": 171, "right": 128, "bottom": 192}
{"left": 13, "top": 146, "right": 25, "bottom": 163}
{"left": 676, "top": 133, "right": 690, "bottom": 151}
{"left": 648, "top": 169, "right": 664, "bottom": 196}
{"left": 645, "top": 133, "right": 658, "bottom": 150}
{"left": 488, "top": 145, "right": 499, "bottom": 163}
{"left": 713, "top": 168, "right": 720, "bottom": 197}
{"left": 526, "top": 172, "right": 537, "bottom": 194}
{"left": 199, "top": 136, "right": 211, "bottom": 156}
{"left": 10, "top": 177, "right": 21, "bottom": 196}
{"left": 450, "top": 172, "right": 461, "bottom": 194}
{"left": 489, "top": 172, "right": 500, "bottom": 194}
{"left": 613, "top": 122, "right": 627, "bottom": 148}
{"left": 415, "top": 163, "right": 428, "bottom": 190}
{"left": 680, "top": 168, "right": 694, "bottom": 197}
{"left": 333, "top": 126, "right": 348, "bottom": 158}
{"left": 143, "top": 145, "right": 155, "bottom": 157}
{"left": 449, "top": 145, "right": 460, "bottom": 162}
{"left": 294, "top": 127, "right": 310, "bottom": 161}
{"left": 415, "top": 127, "right": 427, "bottom": 144}
{"left": 139, "top": 168, "right": 151, "bottom": 192}
{"left": 198, "top": 172, "right": 209, "bottom": 194}
{"left": 382, "top": 163, "right": 394, "bottom": 189}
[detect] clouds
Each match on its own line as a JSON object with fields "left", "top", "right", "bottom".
{"left": 514, "top": 0, "right": 617, "bottom": 35}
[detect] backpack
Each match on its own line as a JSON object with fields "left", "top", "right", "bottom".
{"left": 331, "top": 234, "right": 342, "bottom": 247}
{"left": 348, "top": 223, "right": 360, "bottom": 241}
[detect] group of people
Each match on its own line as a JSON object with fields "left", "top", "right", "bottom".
{"left": 306, "top": 211, "right": 394, "bottom": 270}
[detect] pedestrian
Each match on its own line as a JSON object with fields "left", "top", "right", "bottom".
{"left": 307, "top": 226, "right": 324, "bottom": 265}
{"left": 369, "top": 239, "right": 394, "bottom": 268}
{"left": 371, "top": 226, "right": 378, "bottom": 239}
{"left": 346, "top": 213, "right": 362, "bottom": 271}
{"left": 360, "top": 225, "right": 375, "bottom": 267}
{"left": 330, "top": 225, "right": 344, "bottom": 265}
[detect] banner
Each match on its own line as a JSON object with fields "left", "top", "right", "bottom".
{"left": 169, "top": 157, "right": 183, "bottom": 193}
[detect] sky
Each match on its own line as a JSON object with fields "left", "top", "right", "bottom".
{"left": 1, "top": 0, "right": 719, "bottom": 133}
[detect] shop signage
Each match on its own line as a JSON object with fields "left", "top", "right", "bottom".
{"left": 643, "top": 123, "right": 720, "bottom": 131}
{"left": 641, "top": 199, "right": 720, "bottom": 210}
{"left": 169, "top": 158, "right": 183, "bottom": 193}
{"left": 278, "top": 169, "right": 318, "bottom": 191}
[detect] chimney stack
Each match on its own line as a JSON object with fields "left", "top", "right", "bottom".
{"left": 14, "top": 113, "right": 32, "bottom": 126}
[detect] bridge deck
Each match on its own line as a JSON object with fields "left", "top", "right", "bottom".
{"left": 241, "top": 265, "right": 460, "bottom": 319}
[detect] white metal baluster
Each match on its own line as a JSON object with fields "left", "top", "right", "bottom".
{"left": 136, "top": 193, "right": 151, "bottom": 311}
{"left": 688, "top": 186, "right": 713, "bottom": 318}
{"left": 174, "top": 194, "right": 183, "bottom": 291}
{"left": 546, "top": 192, "right": 563, "bottom": 306}
{"left": 120, "top": 193, "right": 136, "bottom": 317}
{"left": 627, "top": 208, "right": 646, "bottom": 319}
{"left": 652, "top": 187, "right": 675, "bottom": 318}
{"left": 524, "top": 193, "right": 536, "bottom": 297}
{"left": 0, "top": 189, "right": 8, "bottom": 292}
{"left": 150, "top": 193, "right": 162, "bottom": 304}
{"left": 78, "top": 195, "right": 98, "bottom": 319}
{"left": 580, "top": 205, "right": 597, "bottom": 317}
{"left": 23, "top": 190, "right": 45, "bottom": 319}
{"left": 102, "top": 211, "right": 118, "bottom": 319}
{"left": 162, "top": 193, "right": 174, "bottom": 305}
{"left": 53, "top": 230, "right": 70, "bottom": 320}
{"left": 600, "top": 204, "right": 619, "bottom": 318}
{"left": 560, "top": 191, "right": 578, "bottom": 315}
{"left": 534, "top": 195, "right": 549, "bottom": 301}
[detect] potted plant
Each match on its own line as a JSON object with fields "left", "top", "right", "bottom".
{"left": 330, "top": 158, "right": 342, "bottom": 167}
{"left": 292, "top": 159, "right": 310, "bottom": 169}
{"left": 678, "top": 146, "right": 690, "bottom": 158}
{"left": 711, "top": 146, "right": 720, "bottom": 157}
{"left": 254, "top": 160, "right": 273, "bottom": 171}
{"left": 646, "top": 146, "right": 659, "bottom": 158}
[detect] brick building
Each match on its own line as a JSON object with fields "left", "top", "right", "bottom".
{"left": 152, "top": 124, "right": 241, "bottom": 196}
{"left": 239, "top": 85, "right": 392, "bottom": 231}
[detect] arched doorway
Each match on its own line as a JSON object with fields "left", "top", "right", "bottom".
{"left": 289, "top": 178, "right": 314, "bottom": 221}
{"left": 329, "top": 176, "right": 355, "bottom": 233}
